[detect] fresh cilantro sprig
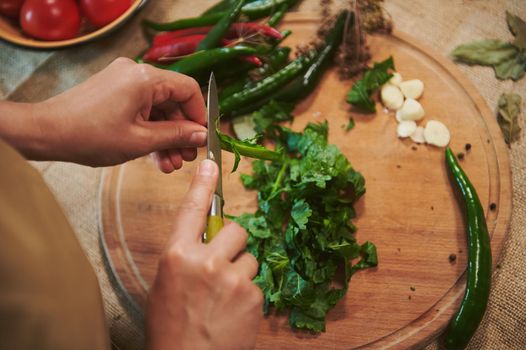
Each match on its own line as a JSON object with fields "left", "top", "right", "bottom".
{"left": 346, "top": 56, "right": 395, "bottom": 112}
{"left": 232, "top": 121, "right": 378, "bottom": 333}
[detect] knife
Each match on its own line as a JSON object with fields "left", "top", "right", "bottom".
{"left": 205, "top": 72, "right": 224, "bottom": 243}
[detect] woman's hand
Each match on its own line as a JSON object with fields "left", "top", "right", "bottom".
{"left": 146, "top": 159, "right": 263, "bottom": 350}
{"left": 0, "top": 57, "right": 207, "bottom": 172}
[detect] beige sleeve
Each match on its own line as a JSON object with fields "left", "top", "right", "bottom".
{"left": 0, "top": 139, "right": 110, "bottom": 350}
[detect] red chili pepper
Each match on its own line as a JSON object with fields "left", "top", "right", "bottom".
{"left": 229, "top": 23, "right": 283, "bottom": 40}
{"left": 144, "top": 34, "right": 263, "bottom": 66}
{"left": 153, "top": 22, "right": 283, "bottom": 47}
{"left": 240, "top": 55, "right": 263, "bottom": 66}
{"left": 143, "top": 34, "right": 207, "bottom": 63}
{"left": 153, "top": 27, "right": 213, "bottom": 46}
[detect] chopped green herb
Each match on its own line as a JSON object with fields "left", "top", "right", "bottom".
{"left": 232, "top": 121, "right": 376, "bottom": 333}
{"left": 346, "top": 56, "right": 395, "bottom": 112}
{"left": 346, "top": 118, "right": 356, "bottom": 131}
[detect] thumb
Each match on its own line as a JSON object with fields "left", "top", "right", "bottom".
{"left": 144, "top": 119, "right": 207, "bottom": 152}
{"left": 169, "top": 159, "right": 219, "bottom": 245}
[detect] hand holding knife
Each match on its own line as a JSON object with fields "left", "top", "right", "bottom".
{"left": 205, "top": 73, "right": 224, "bottom": 243}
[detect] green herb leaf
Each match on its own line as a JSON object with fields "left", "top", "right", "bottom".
{"left": 233, "top": 121, "right": 375, "bottom": 333}
{"left": 351, "top": 241, "right": 379, "bottom": 273}
{"left": 291, "top": 199, "right": 312, "bottom": 230}
{"left": 345, "top": 118, "right": 355, "bottom": 131}
{"left": 506, "top": 11, "right": 526, "bottom": 50}
{"left": 493, "top": 53, "right": 526, "bottom": 80}
{"left": 346, "top": 56, "right": 395, "bottom": 112}
{"left": 497, "top": 93, "right": 522, "bottom": 144}
{"left": 253, "top": 100, "right": 294, "bottom": 134}
{"left": 347, "top": 80, "right": 376, "bottom": 112}
{"left": 451, "top": 40, "right": 518, "bottom": 65}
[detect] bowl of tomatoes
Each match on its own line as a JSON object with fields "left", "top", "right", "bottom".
{"left": 0, "top": 0, "right": 148, "bottom": 49}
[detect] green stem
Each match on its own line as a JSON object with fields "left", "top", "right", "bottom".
{"left": 270, "top": 161, "right": 289, "bottom": 196}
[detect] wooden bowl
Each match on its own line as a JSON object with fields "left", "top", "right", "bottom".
{"left": 0, "top": 0, "right": 148, "bottom": 49}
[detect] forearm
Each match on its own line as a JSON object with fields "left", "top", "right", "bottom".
{"left": 0, "top": 100, "right": 63, "bottom": 161}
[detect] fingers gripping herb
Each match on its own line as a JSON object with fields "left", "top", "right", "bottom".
{"left": 232, "top": 122, "right": 377, "bottom": 332}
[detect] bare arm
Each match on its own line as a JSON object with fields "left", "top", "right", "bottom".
{"left": 0, "top": 57, "right": 208, "bottom": 172}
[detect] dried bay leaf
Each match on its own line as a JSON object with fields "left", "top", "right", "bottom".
{"left": 451, "top": 40, "right": 518, "bottom": 66}
{"left": 497, "top": 93, "right": 522, "bottom": 144}
{"left": 506, "top": 11, "right": 526, "bottom": 50}
{"left": 494, "top": 53, "right": 526, "bottom": 81}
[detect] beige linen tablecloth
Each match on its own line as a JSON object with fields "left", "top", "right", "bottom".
{"left": 1, "top": 1, "right": 525, "bottom": 349}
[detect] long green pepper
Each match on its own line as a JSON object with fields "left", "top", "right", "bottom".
{"left": 202, "top": 0, "right": 258, "bottom": 15}
{"left": 443, "top": 148, "right": 492, "bottom": 350}
{"left": 143, "top": 0, "right": 299, "bottom": 31}
{"left": 197, "top": 0, "right": 246, "bottom": 51}
{"left": 274, "top": 10, "right": 350, "bottom": 103}
{"left": 143, "top": 13, "right": 224, "bottom": 32}
{"left": 219, "top": 55, "right": 309, "bottom": 115}
{"left": 166, "top": 46, "right": 257, "bottom": 76}
{"left": 219, "top": 47, "right": 291, "bottom": 99}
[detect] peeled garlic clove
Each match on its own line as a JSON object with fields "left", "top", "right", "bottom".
{"left": 397, "top": 120, "right": 417, "bottom": 138}
{"left": 381, "top": 84, "right": 404, "bottom": 110}
{"left": 395, "top": 110, "right": 403, "bottom": 123}
{"left": 389, "top": 72, "right": 403, "bottom": 86}
{"left": 399, "top": 98, "right": 425, "bottom": 121}
{"left": 399, "top": 79, "right": 424, "bottom": 99}
{"left": 424, "top": 120, "right": 450, "bottom": 147}
{"left": 232, "top": 115, "right": 258, "bottom": 140}
{"left": 410, "top": 126, "right": 426, "bottom": 143}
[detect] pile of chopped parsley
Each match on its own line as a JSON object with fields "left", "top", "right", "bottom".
{"left": 231, "top": 121, "right": 378, "bottom": 332}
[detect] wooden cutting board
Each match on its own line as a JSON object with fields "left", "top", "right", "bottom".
{"left": 99, "top": 14, "right": 511, "bottom": 349}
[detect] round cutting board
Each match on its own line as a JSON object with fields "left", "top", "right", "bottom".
{"left": 99, "top": 14, "right": 511, "bottom": 349}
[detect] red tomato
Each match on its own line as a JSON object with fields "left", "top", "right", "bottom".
{"left": 80, "top": 0, "right": 131, "bottom": 28}
{"left": 20, "top": 0, "right": 81, "bottom": 41}
{"left": 0, "top": 0, "right": 24, "bottom": 18}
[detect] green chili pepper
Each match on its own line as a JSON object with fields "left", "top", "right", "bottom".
{"left": 220, "top": 55, "right": 309, "bottom": 115}
{"left": 219, "top": 46, "right": 291, "bottom": 99}
{"left": 165, "top": 46, "right": 257, "bottom": 76}
{"left": 143, "top": 0, "right": 299, "bottom": 31}
{"left": 274, "top": 10, "right": 350, "bottom": 103}
{"left": 202, "top": 0, "right": 259, "bottom": 15}
{"left": 214, "top": 62, "right": 255, "bottom": 82}
{"left": 197, "top": 0, "right": 246, "bottom": 51}
{"left": 143, "top": 13, "right": 224, "bottom": 32}
{"left": 219, "top": 10, "right": 346, "bottom": 116}
{"left": 443, "top": 147, "right": 492, "bottom": 350}
{"left": 242, "top": 0, "right": 298, "bottom": 19}
{"left": 267, "top": 3, "right": 289, "bottom": 27}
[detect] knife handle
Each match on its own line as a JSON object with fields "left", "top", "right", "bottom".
{"left": 205, "top": 194, "right": 224, "bottom": 243}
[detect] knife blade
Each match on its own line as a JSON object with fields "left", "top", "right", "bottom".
{"left": 205, "top": 72, "right": 224, "bottom": 243}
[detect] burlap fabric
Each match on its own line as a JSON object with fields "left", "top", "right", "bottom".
{"left": 1, "top": 1, "right": 524, "bottom": 349}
